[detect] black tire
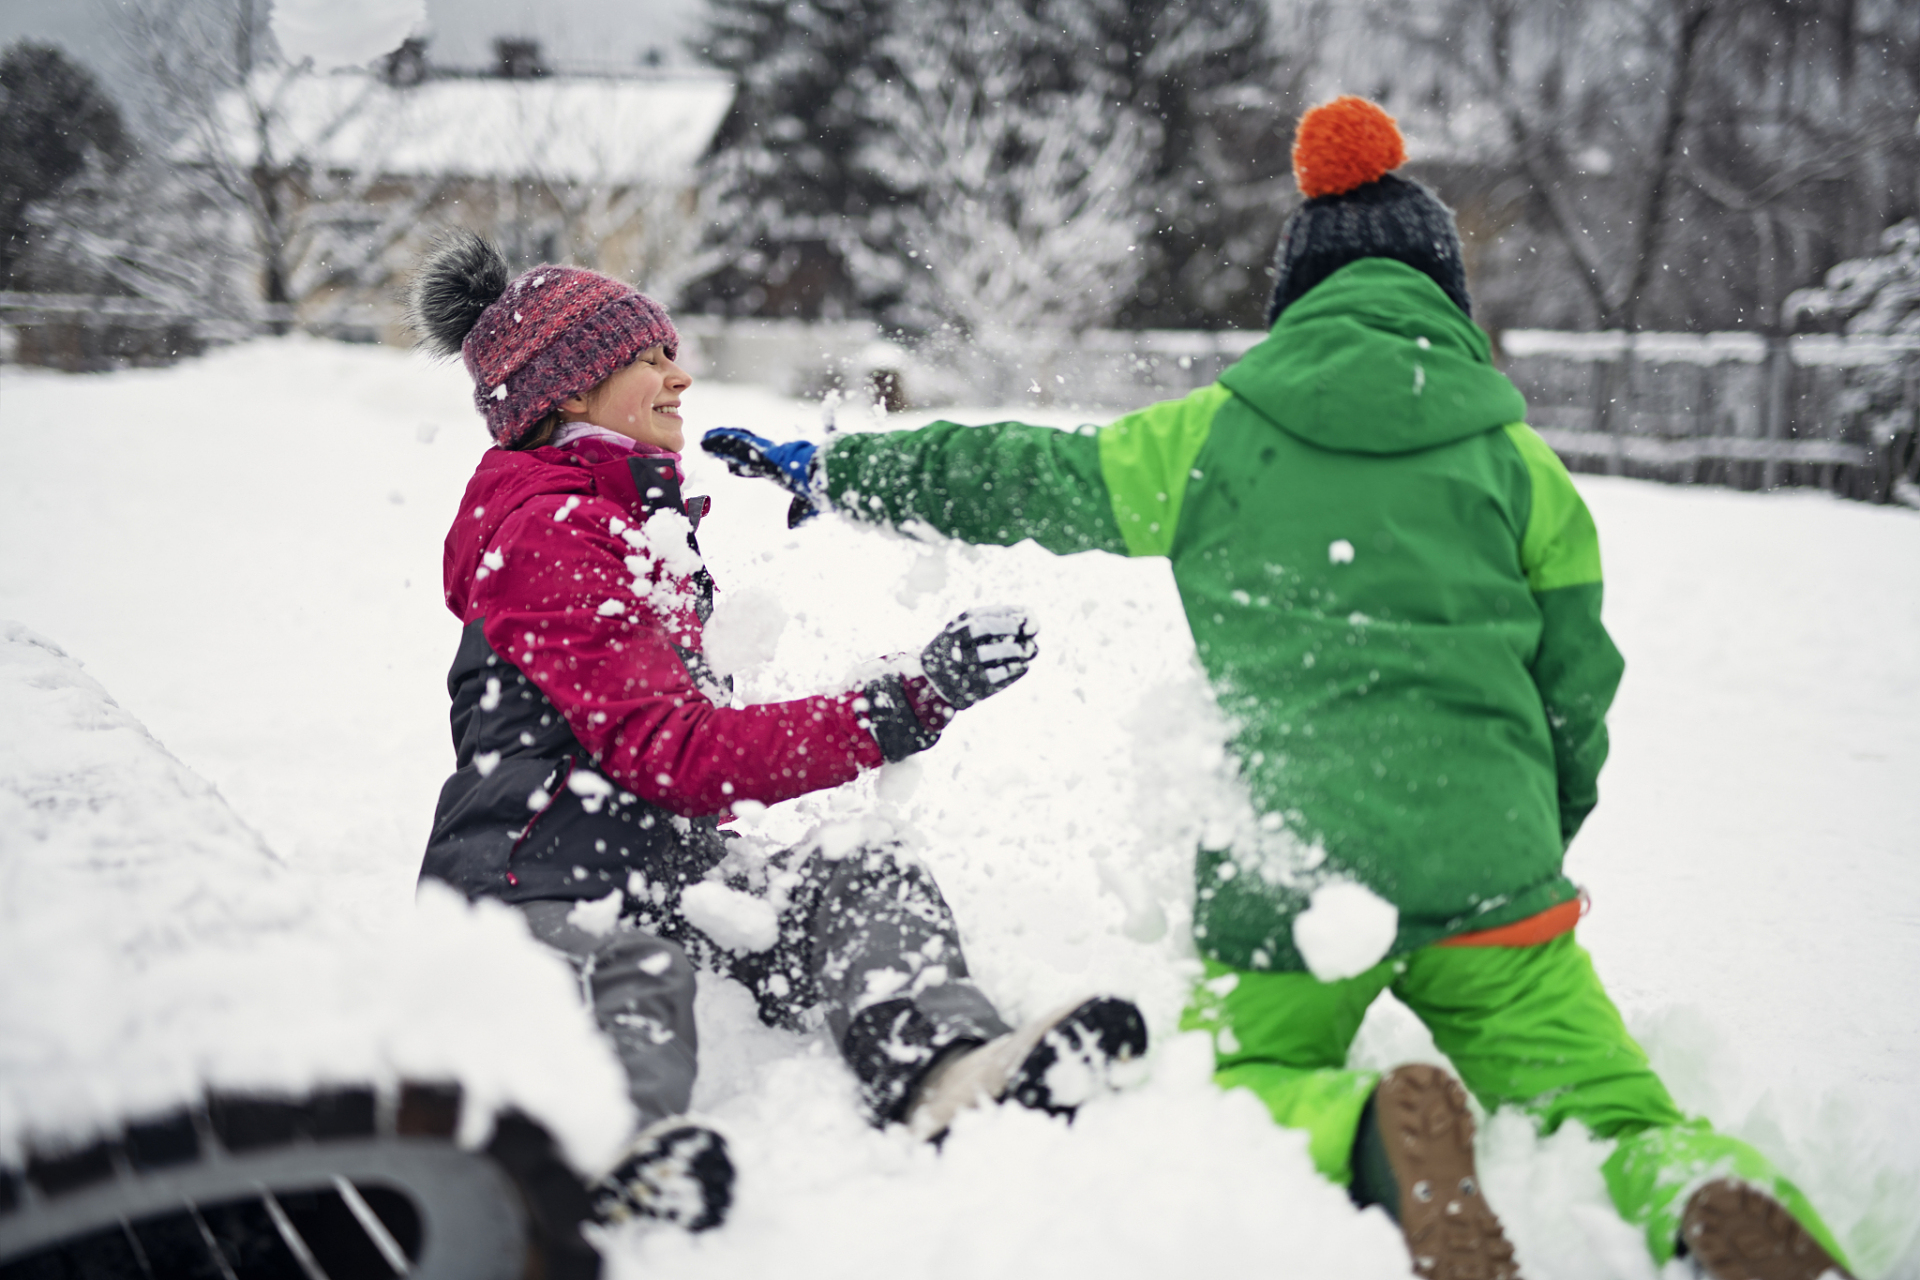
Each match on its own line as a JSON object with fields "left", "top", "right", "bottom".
{"left": 0, "top": 1082, "right": 599, "bottom": 1279}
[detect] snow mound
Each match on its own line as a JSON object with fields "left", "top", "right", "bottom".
{"left": 0, "top": 622, "right": 631, "bottom": 1170}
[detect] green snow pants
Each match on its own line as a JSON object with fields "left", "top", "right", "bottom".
{"left": 1180, "top": 933, "right": 1849, "bottom": 1268}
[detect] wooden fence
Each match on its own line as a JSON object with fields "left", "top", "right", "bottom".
{"left": 0, "top": 294, "right": 296, "bottom": 373}
{"left": 1501, "top": 330, "right": 1920, "bottom": 506}
{"left": 4, "top": 294, "right": 1915, "bottom": 507}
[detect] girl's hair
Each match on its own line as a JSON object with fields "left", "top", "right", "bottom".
{"left": 506, "top": 410, "right": 564, "bottom": 451}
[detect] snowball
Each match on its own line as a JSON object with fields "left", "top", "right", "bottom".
{"left": 272, "top": 0, "right": 424, "bottom": 70}
{"left": 1291, "top": 879, "right": 1398, "bottom": 981}
{"left": 678, "top": 881, "right": 779, "bottom": 953}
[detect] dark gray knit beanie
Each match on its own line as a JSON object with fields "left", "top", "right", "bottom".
{"left": 1267, "top": 96, "right": 1471, "bottom": 325}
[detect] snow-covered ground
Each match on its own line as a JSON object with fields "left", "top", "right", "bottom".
{"left": 1, "top": 336, "right": 1916, "bottom": 1278}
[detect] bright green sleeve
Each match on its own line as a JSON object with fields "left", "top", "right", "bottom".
{"left": 1503, "top": 423, "right": 1626, "bottom": 844}
{"left": 820, "top": 385, "right": 1227, "bottom": 559}
{"left": 1095, "top": 385, "right": 1228, "bottom": 557}
{"left": 821, "top": 418, "right": 1129, "bottom": 554}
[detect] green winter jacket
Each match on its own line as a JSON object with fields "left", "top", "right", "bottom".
{"left": 822, "top": 259, "right": 1624, "bottom": 972}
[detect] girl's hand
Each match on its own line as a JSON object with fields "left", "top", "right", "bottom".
{"left": 919, "top": 607, "right": 1039, "bottom": 710}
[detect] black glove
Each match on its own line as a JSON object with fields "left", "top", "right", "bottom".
{"left": 919, "top": 607, "right": 1039, "bottom": 710}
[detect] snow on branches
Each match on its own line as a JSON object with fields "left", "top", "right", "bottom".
{"left": 855, "top": 0, "right": 1151, "bottom": 343}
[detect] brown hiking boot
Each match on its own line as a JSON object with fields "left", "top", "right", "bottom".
{"left": 1679, "top": 1179, "right": 1853, "bottom": 1280}
{"left": 1356, "top": 1063, "right": 1522, "bottom": 1280}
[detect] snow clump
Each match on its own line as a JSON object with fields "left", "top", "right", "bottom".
{"left": 702, "top": 584, "right": 789, "bottom": 678}
{"left": 679, "top": 881, "right": 780, "bottom": 953}
{"left": 1292, "top": 878, "right": 1399, "bottom": 981}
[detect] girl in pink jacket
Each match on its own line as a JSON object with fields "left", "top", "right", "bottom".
{"left": 410, "top": 234, "right": 1144, "bottom": 1238}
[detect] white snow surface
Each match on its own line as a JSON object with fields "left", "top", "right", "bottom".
{"left": 0, "top": 336, "right": 1917, "bottom": 1277}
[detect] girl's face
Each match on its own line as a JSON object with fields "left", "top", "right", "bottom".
{"left": 561, "top": 344, "right": 692, "bottom": 451}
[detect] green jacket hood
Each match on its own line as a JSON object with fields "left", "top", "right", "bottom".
{"left": 1220, "top": 258, "right": 1528, "bottom": 456}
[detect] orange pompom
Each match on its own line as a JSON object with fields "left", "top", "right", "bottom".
{"left": 1292, "top": 96, "right": 1407, "bottom": 199}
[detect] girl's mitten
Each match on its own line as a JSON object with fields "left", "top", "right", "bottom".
{"left": 919, "top": 607, "right": 1038, "bottom": 710}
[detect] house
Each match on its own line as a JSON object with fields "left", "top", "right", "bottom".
{"left": 193, "top": 54, "right": 736, "bottom": 342}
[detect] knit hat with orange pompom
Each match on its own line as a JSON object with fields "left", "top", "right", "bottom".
{"left": 1266, "top": 96, "right": 1470, "bottom": 325}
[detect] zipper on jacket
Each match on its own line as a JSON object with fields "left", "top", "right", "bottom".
{"left": 503, "top": 755, "right": 578, "bottom": 887}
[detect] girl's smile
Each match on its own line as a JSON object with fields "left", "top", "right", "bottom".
{"left": 560, "top": 344, "right": 692, "bottom": 451}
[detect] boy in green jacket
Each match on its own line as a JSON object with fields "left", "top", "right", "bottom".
{"left": 706, "top": 97, "right": 1853, "bottom": 1280}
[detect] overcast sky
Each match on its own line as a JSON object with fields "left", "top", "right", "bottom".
{"left": 1, "top": 0, "right": 710, "bottom": 86}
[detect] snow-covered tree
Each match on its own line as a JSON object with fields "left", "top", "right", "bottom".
{"left": 687, "top": 0, "right": 900, "bottom": 318}
{"left": 0, "top": 42, "right": 131, "bottom": 288}
{"left": 855, "top": 0, "right": 1152, "bottom": 347}
{"left": 1056, "top": 0, "right": 1306, "bottom": 329}
{"left": 1330, "top": 0, "right": 1919, "bottom": 337}
{"left": 13, "top": 149, "right": 247, "bottom": 314}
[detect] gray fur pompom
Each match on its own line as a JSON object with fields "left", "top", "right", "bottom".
{"left": 410, "top": 231, "right": 509, "bottom": 357}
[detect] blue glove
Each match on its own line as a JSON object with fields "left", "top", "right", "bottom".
{"left": 701, "top": 428, "right": 825, "bottom": 527}
{"left": 701, "top": 428, "right": 821, "bottom": 493}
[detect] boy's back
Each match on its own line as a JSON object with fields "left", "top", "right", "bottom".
{"left": 1150, "top": 257, "right": 1619, "bottom": 968}
{"left": 820, "top": 256, "right": 1622, "bottom": 972}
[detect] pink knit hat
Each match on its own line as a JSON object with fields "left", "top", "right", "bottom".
{"left": 411, "top": 234, "right": 678, "bottom": 446}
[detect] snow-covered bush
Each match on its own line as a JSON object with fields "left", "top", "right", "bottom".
{"left": 1788, "top": 220, "right": 1920, "bottom": 466}
{"left": 1789, "top": 219, "right": 1920, "bottom": 338}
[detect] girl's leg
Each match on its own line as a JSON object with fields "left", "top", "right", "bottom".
{"left": 1179, "top": 958, "right": 1395, "bottom": 1181}
{"left": 728, "top": 842, "right": 1014, "bottom": 1123}
{"left": 518, "top": 900, "right": 700, "bottom": 1127}
{"left": 1393, "top": 935, "right": 1849, "bottom": 1268}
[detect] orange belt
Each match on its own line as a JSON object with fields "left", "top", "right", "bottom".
{"left": 1436, "top": 891, "right": 1587, "bottom": 948}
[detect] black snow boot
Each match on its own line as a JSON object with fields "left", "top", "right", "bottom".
{"left": 1350, "top": 1063, "right": 1523, "bottom": 1280}
{"left": 1678, "top": 1179, "right": 1854, "bottom": 1280}
{"left": 904, "top": 995, "right": 1148, "bottom": 1140}
{"left": 591, "top": 1120, "right": 734, "bottom": 1233}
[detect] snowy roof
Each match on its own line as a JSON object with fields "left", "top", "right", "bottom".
{"left": 204, "top": 70, "right": 736, "bottom": 184}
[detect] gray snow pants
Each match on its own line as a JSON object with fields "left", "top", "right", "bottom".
{"left": 517, "top": 842, "right": 1010, "bottom": 1129}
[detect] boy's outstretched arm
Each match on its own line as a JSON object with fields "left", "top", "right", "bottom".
{"left": 703, "top": 384, "right": 1227, "bottom": 557}
{"left": 1503, "top": 424, "right": 1627, "bottom": 845}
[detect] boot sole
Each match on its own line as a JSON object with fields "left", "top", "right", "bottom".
{"left": 1004, "top": 996, "right": 1148, "bottom": 1116}
{"left": 1680, "top": 1178, "right": 1852, "bottom": 1280}
{"left": 594, "top": 1123, "right": 734, "bottom": 1233}
{"left": 1374, "top": 1064, "right": 1522, "bottom": 1280}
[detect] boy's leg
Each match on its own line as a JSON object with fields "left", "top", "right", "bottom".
{"left": 1179, "top": 958, "right": 1394, "bottom": 1182}
{"left": 1393, "top": 934, "right": 1850, "bottom": 1268}
{"left": 518, "top": 900, "right": 700, "bottom": 1126}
